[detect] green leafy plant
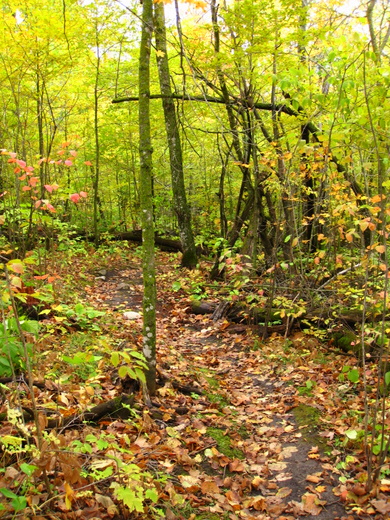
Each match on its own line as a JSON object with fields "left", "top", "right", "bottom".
{"left": 62, "top": 351, "right": 103, "bottom": 380}
{"left": 53, "top": 303, "right": 105, "bottom": 331}
{"left": 0, "top": 318, "right": 37, "bottom": 377}
{"left": 298, "top": 379, "right": 316, "bottom": 396}
{"left": 111, "top": 349, "right": 148, "bottom": 383}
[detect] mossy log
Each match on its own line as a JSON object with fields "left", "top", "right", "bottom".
{"left": 0, "top": 394, "right": 135, "bottom": 429}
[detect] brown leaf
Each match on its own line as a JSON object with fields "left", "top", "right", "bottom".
{"left": 201, "top": 479, "right": 220, "bottom": 495}
{"left": 229, "top": 459, "right": 245, "bottom": 472}
{"left": 301, "top": 493, "right": 326, "bottom": 515}
{"left": 371, "top": 499, "right": 390, "bottom": 514}
{"left": 306, "top": 474, "right": 322, "bottom": 484}
{"left": 276, "top": 487, "right": 292, "bottom": 499}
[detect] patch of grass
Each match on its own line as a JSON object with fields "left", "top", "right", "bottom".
{"left": 206, "top": 427, "right": 245, "bottom": 459}
{"left": 207, "top": 392, "right": 230, "bottom": 408}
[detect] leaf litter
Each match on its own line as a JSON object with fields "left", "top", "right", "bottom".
{"left": 0, "top": 245, "right": 389, "bottom": 519}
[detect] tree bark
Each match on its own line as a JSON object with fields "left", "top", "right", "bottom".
{"left": 153, "top": 1, "right": 197, "bottom": 269}
{"left": 139, "top": 0, "right": 156, "bottom": 395}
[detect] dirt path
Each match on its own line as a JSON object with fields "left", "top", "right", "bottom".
{"left": 89, "top": 261, "right": 359, "bottom": 520}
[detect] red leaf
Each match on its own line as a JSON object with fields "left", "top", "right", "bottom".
{"left": 70, "top": 193, "right": 80, "bottom": 203}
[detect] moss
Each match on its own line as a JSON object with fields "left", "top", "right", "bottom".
{"left": 292, "top": 404, "right": 329, "bottom": 453}
{"left": 237, "top": 423, "right": 250, "bottom": 440}
{"left": 206, "top": 427, "right": 244, "bottom": 459}
{"left": 207, "top": 392, "right": 230, "bottom": 408}
{"left": 331, "top": 330, "right": 360, "bottom": 354}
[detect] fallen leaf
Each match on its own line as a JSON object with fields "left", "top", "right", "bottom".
{"left": 371, "top": 499, "right": 390, "bottom": 514}
{"left": 301, "top": 493, "right": 326, "bottom": 515}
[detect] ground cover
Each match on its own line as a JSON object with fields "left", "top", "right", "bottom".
{"left": 0, "top": 244, "right": 389, "bottom": 519}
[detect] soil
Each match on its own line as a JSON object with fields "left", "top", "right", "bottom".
{"left": 89, "top": 263, "right": 360, "bottom": 520}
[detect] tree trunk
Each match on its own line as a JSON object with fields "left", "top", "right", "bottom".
{"left": 139, "top": 0, "right": 157, "bottom": 395}
{"left": 153, "top": 1, "right": 197, "bottom": 269}
{"left": 93, "top": 21, "right": 101, "bottom": 247}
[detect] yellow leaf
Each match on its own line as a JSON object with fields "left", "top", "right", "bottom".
{"left": 345, "top": 233, "right": 353, "bottom": 243}
{"left": 64, "top": 482, "right": 74, "bottom": 510}
{"left": 156, "top": 49, "right": 165, "bottom": 58}
{"left": 371, "top": 194, "right": 384, "bottom": 203}
{"left": 376, "top": 245, "right": 386, "bottom": 254}
{"left": 292, "top": 237, "right": 298, "bottom": 247}
{"left": 10, "top": 276, "right": 22, "bottom": 289}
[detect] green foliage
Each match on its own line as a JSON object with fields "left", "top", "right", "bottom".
{"left": 298, "top": 379, "right": 316, "bottom": 396}
{"left": 0, "top": 318, "right": 36, "bottom": 377}
{"left": 339, "top": 365, "right": 360, "bottom": 384}
{"left": 62, "top": 351, "right": 103, "bottom": 380}
{"left": 53, "top": 303, "right": 105, "bottom": 331}
{"left": 111, "top": 349, "right": 148, "bottom": 384}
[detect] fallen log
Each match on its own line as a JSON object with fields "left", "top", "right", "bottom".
{"left": 108, "top": 230, "right": 183, "bottom": 252}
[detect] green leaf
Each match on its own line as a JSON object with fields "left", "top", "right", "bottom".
{"left": 346, "top": 430, "right": 358, "bottom": 440}
{"left": 21, "top": 320, "right": 39, "bottom": 334}
{"left": 74, "top": 303, "right": 85, "bottom": 314}
{"left": 128, "top": 351, "right": 146, "bottom": 361}
{"left": 134, "top": 367, "right": 146, "bottom": 383}
{"left": 145, "top": 488, "right": 158, "bottom": 502}
{"left": 20, "top": 463, "right": 38, "bottom": 476}
{"left": 111, "top": 351, "right": 120, "bottom": 367}
{"left": 115, "top": 487, "right": 144, "bottom": 512}
{"left": 12, "top": 496, "right": 27, "bottom": 512}
{"left": 284, "top": 235, "right": 291, "bottom": 243}
{"left": 347, "top": 369, "right": 359, "bottom": 383}
{"left": 0, "top": 488, "right": 18, "bottom": 499}
{"left": 172, "top": 281, "right": 181, "bottom": 291}
{"left": 385, "top": 371, "right": 390, "bottom": 386}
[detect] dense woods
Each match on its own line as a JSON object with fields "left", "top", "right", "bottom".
{"left": 1, "top": 0, "right": 390, "bottom": 518}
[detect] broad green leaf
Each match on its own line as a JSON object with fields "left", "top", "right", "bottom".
{"left": 21, "top": 321, "right": 39, "bottom": 334}
{"left": 20, "top": 463, "right": 38, "bottom": 476}
{"left": 74, "top": 303, "right": 85, "bottom": 314}
{"left": 145, "top": 488, "right": 158, "bottom": 502}
{"left": 111, "top": 351, "right": 120, "bottom": 367}
{"left": 134, "top": 367, "right": 146, "bottom": 383}
{"left": 385, "top": 371, "right": 390, "bottom": 386}
{"left": 346, "top": 430, "right": 358, "bottom": 440}
{"left": 347, "top": 369, "right": 359, "bottom": 383}
{"left": 118, "top": 365, "right": 130, "bottom": 378}
{"left": 0, "top": 488, "right": 18, "bottom": 499}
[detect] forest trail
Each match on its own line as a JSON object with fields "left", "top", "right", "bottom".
{"left": 84, "top": 253, "right": 361, "bottom": 520}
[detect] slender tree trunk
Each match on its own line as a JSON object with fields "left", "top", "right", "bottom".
{"left": 153, "top": 1, "right": 197, "bottom": 269}
{"left": 139, "top": 0, "right": 156, "bottom": 395}
{"left": 93, "top": 25, "right": 101, "bottom": 247}
{"left": 36, "top": 73, "right": 45, "bottom": 198}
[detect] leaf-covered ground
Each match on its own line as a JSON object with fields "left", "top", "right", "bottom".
{"left": 1, "top": 244, "right": 389, "bottom": 519}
